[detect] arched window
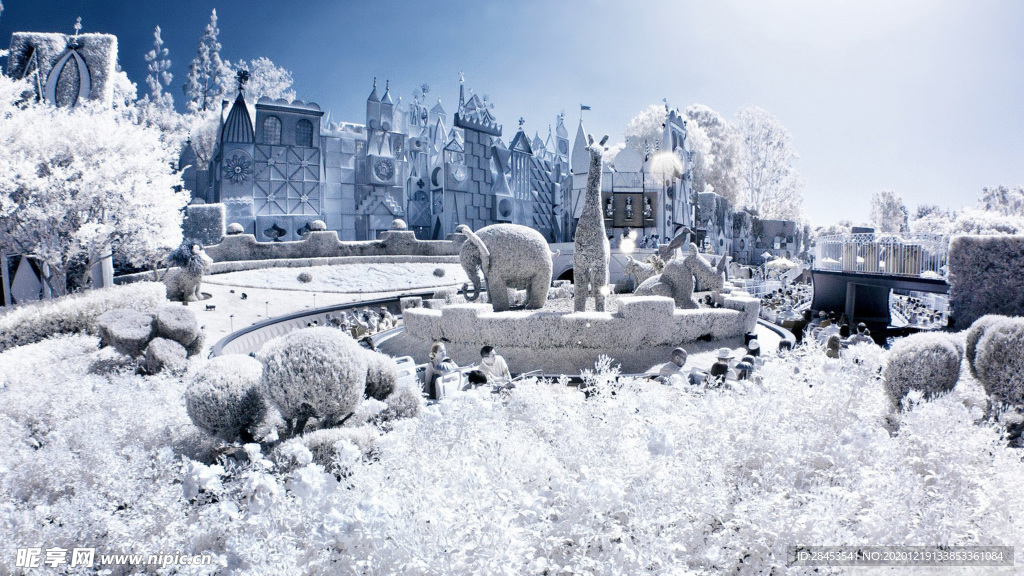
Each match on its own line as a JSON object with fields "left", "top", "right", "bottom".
{"left": 262, "top": 116, "right": 281, "bottom": 145}
{"left": 295, "top": 119, "right": 313, "bottom": 147}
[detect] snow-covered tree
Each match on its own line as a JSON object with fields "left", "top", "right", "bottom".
{"left": 623, "top": 104, "right": 712, "bottom": 194}
{"left": 144, "top": 25, "right": 174, "bottom": 108}
{"left": 228, "top": 57, "right": 296, "bottom": 102}
{"left": 0, "top": 76, "right": 187, "bottom": 296}
{"left": 813, "top": 220, "right": 854, "bottom": 238}
{"left": 979, "top": 185, "right": 1024, "bottom": 217}
{"left": 623, "top": 104, "right": 666, "bottom": 155}
{"left": 735, "top": 106, "right": 804, "bottom": 220}
{"left": 870, "top": 189, "right": 910, "bottom": 234}
{"left": 685, "top": 104, "right": 744, "bottom": 204}
{"left": 183, "top": 9, "right": 232, "bottom": 113}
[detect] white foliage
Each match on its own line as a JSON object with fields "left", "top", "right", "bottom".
{"left": 735, "top": 106, "right": 805, "bottom": 221}
{"left": 870, "top": 189, "right": 910, "bottom": 233}
{"left": 686, "top": 103, "right": 745, "bottom": 204}
{"left": 3, "top": 333, "right": 1024, "bottom": 572}
{"left": 229, "top": 57, "right": 297, "bottom": 103}
{"left": 144, "top": 25, "right": 174, "bottom": 108}
{"left": 182, "top": 9, "right": 233, "bottom": 113}
{"left": 0, "top": 75, "right": 187, "bottom": 294}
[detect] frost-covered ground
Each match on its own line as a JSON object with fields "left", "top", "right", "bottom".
{"left": 204, "top": 262, "right": 469, "bottom": 293}
{"left": 1, "top": 332, "right": 1022, "bottom": 575}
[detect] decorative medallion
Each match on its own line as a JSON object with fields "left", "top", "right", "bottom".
{"left": 373, "top": 157, "right": 395, "bottom": 181}
{"left": 223, "top": 153, "right": 253, "bottom": 184}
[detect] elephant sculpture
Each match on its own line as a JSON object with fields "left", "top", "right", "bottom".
{"left": 457, "top": 224, "right": 552, "bottom": 312}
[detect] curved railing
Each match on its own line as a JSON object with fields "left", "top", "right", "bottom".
{"left": 208, "top": 290, "right": 439, "bottom": 357}
{"left": 812, "top": 233, "right": 949, "bottom": 278}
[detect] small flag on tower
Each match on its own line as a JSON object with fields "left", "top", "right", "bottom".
{"left": 580, "top": 104, "right": 592, "bottom": 111}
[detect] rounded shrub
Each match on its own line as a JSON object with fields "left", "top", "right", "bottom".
{"left": 155, "top": 305, "right": 200, "bottom": 350}
{"left": 883, "top": 332, "right": 962, "bottom": 408}
{"left": 433, "top": 267, "right": 446, "bottom": 278}
{"left": 364, "top": 351, "right": 397, "bottom": 400}
{"left": 974, "top": 318, "right": 1024, "bottom": 405}
{"left": 297, "top": 271, "right": 314, "bottom": 284}
{"left": 259, "top": 328, "right": 367, "bottom": 433}
{"left": 390, "top": 219, "right": 408, "bottom": 230}
{"left": 965, "top": 314, "right": 1010, "bottom": 378}
{"left": 227, "top": 222, "right": 245, "bottom": 235}
{"left": 309, "top": 220, "right": 327, "bottom": 231}
{"left": 186, "top": 354, "right": 266, "bottom": 442}
{"left": 97, "top": 309, "right": 155, "bottom": 358}
{"left": 383, "top": 378, "right": 424, "bottom": 421}
{"left": 144, "top": 337, "right": 188, "bottom": 375}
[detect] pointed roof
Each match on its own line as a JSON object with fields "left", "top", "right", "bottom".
{"left": 222, "top": 91, "right": 254, "bottom": 144}
{"left": 431, "top": 98, "right": 445, "bottom": 116}
{"left": 571, "top": 120, "right": 589, "bottom": 175}
{"left": 444, "top": 128, "right": 464, "bottom": 154}
{"left": 381, "top": 80, "right": 393, "bottom": 104}
{"left": 367, "top": 78, "right": 380, "bottom": 102}
{"left": 532, "top": 132, "right": 546, "bottom": 153}
{"left": 509, "top": 127, "right": 533, "bottom": 156}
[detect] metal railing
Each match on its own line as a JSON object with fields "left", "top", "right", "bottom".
{"left": 812, "top": 233, "right": 949, "bottom": 279}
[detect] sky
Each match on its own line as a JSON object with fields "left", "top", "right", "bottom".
{"left": 2, "top": 0, "right": 1022, "bottom": 226}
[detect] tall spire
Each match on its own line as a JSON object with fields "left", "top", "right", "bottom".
{"left": 367, "top": 77, "right": 380, "bottom": 102}
{"left": 458, "top": 71, "right": 465, "bottom": 109}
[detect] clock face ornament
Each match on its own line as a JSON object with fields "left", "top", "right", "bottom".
{"left": 373, "top": 158, "right": 395, "bottom": 181}
{"left": 452, "top": 164, "right": 467, "bottom": 182}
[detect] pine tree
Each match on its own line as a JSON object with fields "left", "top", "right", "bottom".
{"left": 183, "top": 9, "right": 231, "bottom": 113}
{"left": 144, "top": 25, "right": 173, "bottom": 108}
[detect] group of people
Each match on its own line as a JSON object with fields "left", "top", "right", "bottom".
{"left": 423, "top": 341, "right": 513, "bottom": 399}
{"left": 759, "top": 286, "right": 812, "bottom": 324}
{"left": 891, "top": 294, "right": 948, "bottom": 328}
{"left": 806, "top": 311, "right": 875, "bottom": 358}
{"left": 321, "top": 306, "right": 398, "bottom": 339}
{"left": 653, "top": 336, "right": 764, "bottom": 388}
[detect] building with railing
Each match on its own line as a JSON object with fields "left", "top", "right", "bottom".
{"left": 812, "top": 233, "right": 950, "bottom": 279}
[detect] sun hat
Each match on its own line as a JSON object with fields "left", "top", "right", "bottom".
{"left": 716, "top": 348, "right": 734, "bottom": 360}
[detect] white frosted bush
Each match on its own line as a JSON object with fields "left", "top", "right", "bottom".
{"left": 364, "top": 351, "right": 397, "bottom": 401}
{"left": 965, "top": 314, "right": 1010, "bottom": 378}
{"left": 185, "top": 354, "right": 267, "bottom": 442}
{"left": 290, "top": 425, "right": 379, "bottom": 468}
{"left": 259, "top": 328, "right": 367, "bottom": 434}
{"left": 143, "top": 337, "right": 187, "bottom": 375}
{"left": 154, "top": 305, "right": 201, "bottom": 353}
{"left": 97, "top": 308, "right": 155, "bottom": 358}
{"left": 382, "top": 377, "right": 424, "bottom": 421}
{"left": 883, "top": 332, "right": 963, "bottom": 407}
{"left": 974, "top": 318, "right": 1024, "bottom": 405}
{"left": 0, "top": 282, "right": 165, "bottom": 352}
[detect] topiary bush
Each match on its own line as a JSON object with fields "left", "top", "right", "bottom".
{"left": 974, "top": 318, "right": 1024, "bottom": 406}
{"left": 185, "top": 354, "right": 267, "bottom": 442}
{"left": 883, "top": 332, "right": 963, "bottom": 408}
{"left": 291, "top": 425, "right": 379, "bottom": 468}
{"left": 97, "top": 309, "right": 155, "bottom": 358}
{"left": 297, "top": 271, "right": 313, "bottom": 283}
{"left": 143, "top": 337, "right": 187, "bottom": 375}
{"left": 154, "top": 305, "right": 202, "bottom": 355}
{"left": 364, "top": 350, "right": 398, "bottom": 401}
{"left": 259, "top": 328, "right": 368, "bottom": 435}
{"left": 433, "top": 267, "right": 445, "bottom": 278}
{"left": 382, "top": 377, "right": 424, "bottom": 421}
{"left": 965, "top": 314, "right": 1010, "bottom": 378}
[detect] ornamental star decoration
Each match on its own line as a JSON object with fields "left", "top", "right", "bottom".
{"left": 223, "top": 154, "right": 253, "bottom": 184}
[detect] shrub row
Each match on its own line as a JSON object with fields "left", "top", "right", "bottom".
{"left": 0, "top": 282, "right": 167, "bottom": 353}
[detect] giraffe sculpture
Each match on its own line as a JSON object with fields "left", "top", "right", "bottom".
{"left": 574, "top": 134, "right": 611, "bottom": 312}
